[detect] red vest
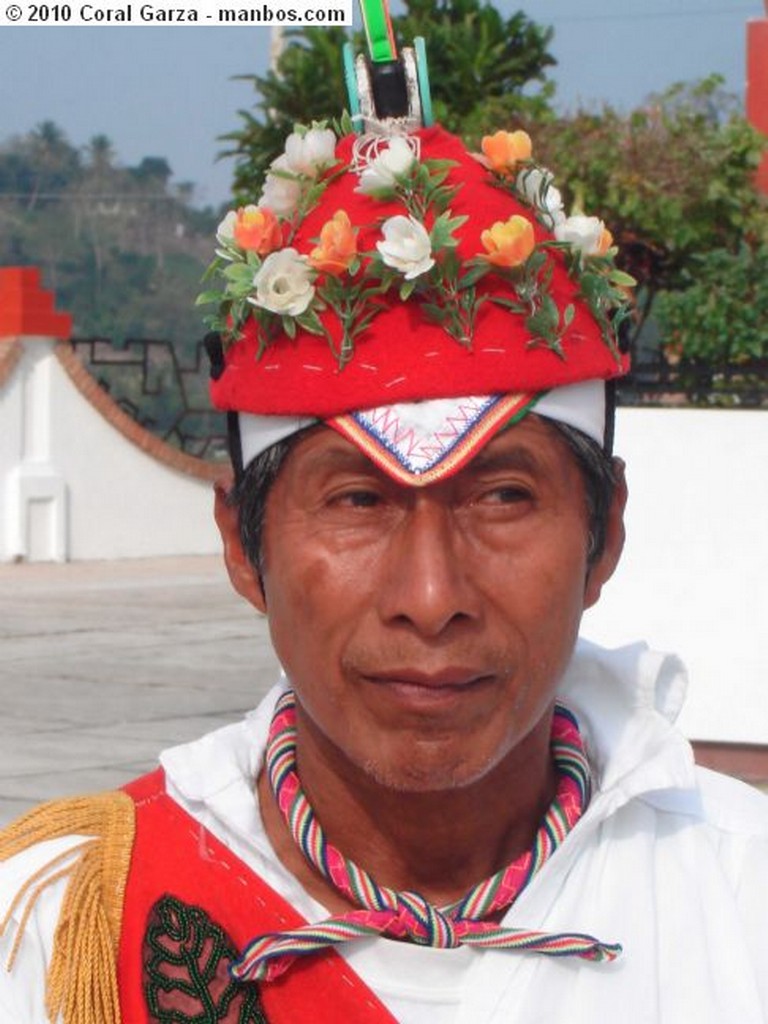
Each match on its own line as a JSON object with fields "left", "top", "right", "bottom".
{"left": 118, "top": 769, "right": 398, "bottom": 1023}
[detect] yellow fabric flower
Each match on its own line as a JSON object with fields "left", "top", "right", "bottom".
{"left": 480, "top": 216, "right": 536, "bottom": 268}
{"left": 481, "top": 130, "right": 533, "bottom": 175}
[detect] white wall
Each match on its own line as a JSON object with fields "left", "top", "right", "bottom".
{"left": 1, "top": 338, "right": 221, "bottom": 561}
{"left": 582, "top": 407, "right": 767, "bottom": 743}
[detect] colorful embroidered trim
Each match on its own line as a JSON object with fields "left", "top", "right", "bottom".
{"left": 232, "top": 692, "right": 622, "bottom": 982}
{"left": 328, "top": 392, "right": 538, "bottom": 485}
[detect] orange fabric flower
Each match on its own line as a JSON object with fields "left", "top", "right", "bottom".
{"left": 481, "top": 130, "right": 532, "bottom": 175}
{"left": 480, "top": 216, "right": 536, "bottom": 268}
{"left": 233, "top": 206, "right": 282, "bottom": 255}
{"left": 309, "top": 210, "right": 358, "bottom": 275}
{"left": 597, "top": 227, "right": 614, "bottom": 255}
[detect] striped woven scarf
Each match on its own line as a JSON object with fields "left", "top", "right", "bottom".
{"left": 233, "top": 691, "right": 621, "bottom": 983}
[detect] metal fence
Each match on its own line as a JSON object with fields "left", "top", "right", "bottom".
{"left": 617, "top": 354, "right": 768, "bottom": 409}
{"left": 70, "top": 337, "right": 229, "bottom": 461}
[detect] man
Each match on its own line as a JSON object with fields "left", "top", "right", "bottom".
{"left": 2, "top": 82, "right": 767, "bottom": 1024}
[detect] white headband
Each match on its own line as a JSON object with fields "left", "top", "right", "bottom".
{"left": 238, "top": 380, "right": 606, "bottom": 476}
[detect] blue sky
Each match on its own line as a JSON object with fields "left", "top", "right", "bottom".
{"left": 1, "top": 1, "right": 761, "bottom": 207}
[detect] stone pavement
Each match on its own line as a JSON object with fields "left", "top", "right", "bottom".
{"left": 0, "top": 556, "right": 279, "bottom": 826}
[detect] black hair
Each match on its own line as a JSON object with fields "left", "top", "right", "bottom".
{"left": 229, "top": 426, "right": 315, "bottom": 578}
{"left": 548, "top": 420, "right": 618, "bottom": 565}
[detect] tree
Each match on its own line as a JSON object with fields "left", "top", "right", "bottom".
{"left": 395, "top": 0, "right": 555, "bottom": 137}
{"left": 0, "top": 121, "right": 81, "bottom": 211}
{"left": 0, "top": 121, "right": 217, "bottom": 350}
{"left": 221, "top": 0, "right": 555, "bottom": 201}
{"left": 85, "top": 134, "right": 115, "bottom": 176}
{"left": 130, "top": 156, "right": 173, "bottom": 186}
{"left": 529, "top": 76, "right": 768, "bottom": 350}
{"left": 30, "top": 121, "right": 82, "bottom": 209}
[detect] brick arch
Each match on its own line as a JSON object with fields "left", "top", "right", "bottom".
{"left": 54, "top": 342, "right": 230, "bottom": 484}
{"left": 0, "top": 339, "right": 23, "bottom": 389}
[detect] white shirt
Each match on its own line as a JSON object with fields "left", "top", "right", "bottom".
{"left": 2, "top": 640, "right": 768, "bottom": 1023}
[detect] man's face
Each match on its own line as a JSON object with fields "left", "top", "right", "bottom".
{"left": 243, "top": 415, "right": 623, "bottom": 793}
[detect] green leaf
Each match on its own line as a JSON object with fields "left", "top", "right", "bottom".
{"left": 458, "top": 264, "right": 491, "bottom": 290}
{"left": 430, "top": 212, "right": 468, "bottom": 250}
{"left": 281, "top": 315, "right": 297, "bottom": 339}
{"left": 423, "top": 159, "right": 459, "bottom": 175}
{"left": 487, "top": 296, "right": 526, "bottom": 314}
{"left": 266, "top": 166, "right": 301, "bottom": 182}
{"left": 337, "top": 109, "right": 355, "bottom": 136}
{"left": 423, "top": 169, "right": 452, "bottom": 190}
{"left": 364, "top": 186, "right": 399, "bottom": 203}
{"left": 526, "top": 249, "right": 547, "bottom": 277}
{"left": 542, "top": 294, "right": 559, "bottom": 322}
{"left": 200, "top": 259, "right": 223, "bottom": 283}
{"left": 421, "top": 302, "right": 448, "bottom": 323}
{"left": 352, "top": 309, "right": 380, "bottom": 335}
{"left": 609, "top": 270, "right": 638, "bottom": 287}
{"left": 223, "top": 262, "right": 254, "bottom": 285}
{"left": 399, "top": 279, "right": 417, "bottom": 301}
{"left": 296, "top": 309, "right": 326, "bottom": 336}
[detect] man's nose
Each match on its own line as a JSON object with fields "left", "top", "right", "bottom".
{"left": 377, "top": 499, "right": 480, "bottom": 637}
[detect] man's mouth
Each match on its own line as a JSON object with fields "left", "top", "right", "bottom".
{"left": 368, "top": 667, "right": 490, "bottom": 686}
{"left": 361, "top": 668, "right": 496, "bottom": 706}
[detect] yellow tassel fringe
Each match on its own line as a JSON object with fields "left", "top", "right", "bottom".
{"left": 0, "top": 791, "right": 136, "bottom": 1024}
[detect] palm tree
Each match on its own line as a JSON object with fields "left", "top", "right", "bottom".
{"left": 27, "top": 120, "right": 80, "bottom": 210}
{"left": 86, "top": 134, "right": 115, "bottom": 176}
{"left": 221, "top": 0, "right": 555, "bottom": 202}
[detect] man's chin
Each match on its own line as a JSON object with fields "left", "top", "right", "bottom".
{"left": 359, "top": 747, "right": 503, "bottom": 794}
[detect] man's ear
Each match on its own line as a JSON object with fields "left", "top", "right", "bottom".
{"left": 214, "top": 484, "right": 267, "bottom": 614}
{"left": 584, "top": 458, "right": 627, "bottom": 610}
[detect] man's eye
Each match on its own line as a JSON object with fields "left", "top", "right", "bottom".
{"left": 483, "top": 485, "right": 532, "bottom": 505}
{"left": 338, "top": 490, "right": 382, "bottom": 508}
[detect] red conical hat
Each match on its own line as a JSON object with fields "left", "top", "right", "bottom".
{"left": 202, "top": 123, "right": 632, "bottom": 479}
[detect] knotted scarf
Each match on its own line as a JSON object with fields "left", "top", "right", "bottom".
{"left": 233, "top": 690, "right": 621, "bottom": 982}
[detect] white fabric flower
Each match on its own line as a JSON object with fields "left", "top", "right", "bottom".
{"left": 282, "top": 127, "right": 337, "bottom": 177}
{"left": 251, "top": 248, "right": 315, "bottom": 317}
{"left": 357, "top": 137, "right": 416, "bottom": 194}
{"left": 258, "top": 156, "right": 302, "bottom": 218}
{"left": 376, "top": 216, "right": 435, "bottom": 280}
{"left": 216, "top": 209, "right": 238, "bottom": 245}
{"left": 258, "top": 129, "right": 335, "bottom": 218}
{"left": 555, "top": 214, "right": 607, "bottom": 256}
{"left": 214, "top": 209, "right": 240, "bottom": 259}
{"left": 516, "top": 167, "right": 564, "bottom": 228}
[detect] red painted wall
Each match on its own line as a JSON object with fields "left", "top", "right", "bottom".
{"left": 0, "top": 267, "right": 72, "bottom": 338}
{"left": 747, "top": 18, "right": 768, "bottom": 194}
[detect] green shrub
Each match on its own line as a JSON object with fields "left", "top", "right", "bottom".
{"left": 654, "top": 244, "right": 768, "bottom": 362}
